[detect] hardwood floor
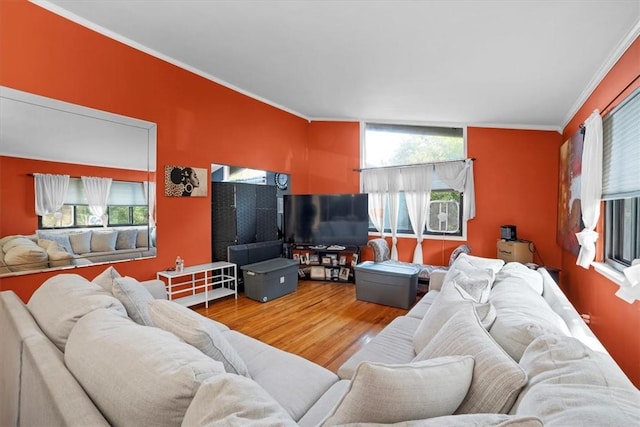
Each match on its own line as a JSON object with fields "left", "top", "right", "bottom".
{"left": 194, "top": 281, "right": 410, "bottom": 373}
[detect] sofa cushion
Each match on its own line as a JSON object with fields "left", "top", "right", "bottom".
{"left": 495, "top": 262, "right": 543, "bottom": 294}
{"left": 26, "top": 274, "right": 126, "bottom": 352}
{"left": 413, "top": 282, "right": 496, "bottom": 354}
{"left": 489, "top": 280, "right": 570, "bottom": 362}
{"left": 298, "top": 381, "right": 351, "bottom": 427}
{"left": 115, "top": 228, "right": 138, "bottom": 250}
{"left": 324, "top": 357, "right": 474, "bottom": 426}
{"left": 451, "top": 252, "right": 505, "bottom": 276}
{"left": 148, "top": 299, "right": 249, "bottom": 376}
{"left": 182, "top": 373, "right": 297, "bottom": 426}
{"left": 137, "top": 229, "right": 150, "bottom": 248}
{"left": 35, "top": 231, "right": 74, "bottom": 253}
{"left": 338, "top": 316, "right": 421, "bottom": 379}
{"left": 449, "top": 267, "right": 494, "bottom": 303}
{"left": 334, "top": 414, "right": 543, "bottom": 426}
{"left": 65, "top": 308, "right": 224, "bottom": 427}
{"left": 69, "top": 231, "right": 91, "bottom": 254}
{"left": 90, "top": 231, "right": 117, "bottom": 252}
{"left": 223, "top": 330, "right": 339, "bottom": 421}
{"left": 414, "top": 305, "right": 527, "bottom": 414}
{"left": 2, "top": 237, "right": 49, "bottom": 271}
{"left": 91, "top": 266, "right": 122, "bottom": 293}
{"left": 513, "top": 334, "right": 640, "bottom": 425}
{"left": 40, "top": 239, "right": 74, "bottom": 267}
{"left": 112, "top": 276, "right": 155, "bottom": 326}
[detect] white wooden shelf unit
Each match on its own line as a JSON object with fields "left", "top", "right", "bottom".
{"left": 156, "top": 262, "right": 237, "bottom": 308}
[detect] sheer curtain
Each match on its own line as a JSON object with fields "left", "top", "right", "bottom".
{"left": 401, "top": 165, "right": 432, "bottom": 263}
{"left": 34, "top": 173, "right": 70, "bottom": 216}
{"left": 576, "top": 110, "right": 603, "bottom": 268}
{"left": 144, "top": 181, "right": 157, "bottom": 227}
{"left": 81, "top": 176, "right": 112, "bottom": 226}
{"left": 387, "top": 169, "right": 402, "bottom": 260}
{"left": 434, "top": 159, "right": 476, "bottom": 220}
{"left": 362, "top": 169, "right": 387, "bottom": 237}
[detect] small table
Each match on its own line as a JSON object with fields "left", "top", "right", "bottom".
{"left": 156, "top": 262, "right": 237, "bottom": 308}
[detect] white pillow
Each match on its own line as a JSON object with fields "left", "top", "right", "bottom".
{"left": 69, "top": 231, "right": 91, "bottom": 254}
{"left": 182, "top": 374, "right": 297, "bottom": 426}
{"left": 453, "top": 252, "right": 505, "bottom": 275}
{"left": 65, "top": 308, "right": 225, "bottom": 427}
{"left": 323, "top": 357, "right": 474, "bottom": 426}
{"left": 112, "top": 276, "right": 155, "bottom": 325}
{"left": 414, "top": 304, "right": 527, "bottom": 414}
{"left": 148, "top": 299, "right": 249, "bottom": 376}
{"left": 26, "top": 274, "right": 126, "bottom": 351}
{"left": 115, "top": 228, "right": 138, "bottom": 250}
{"left": 90, "top": 231, "right": 117, "bottom": 252}
{"left": 449, "top": 267, "right": 493, "bottom": 303}
{"left": 92, "top": 266, "right": 122, "bottom": 293}
{"left": 494, "top": 262, "right": 543, "bottom": 295}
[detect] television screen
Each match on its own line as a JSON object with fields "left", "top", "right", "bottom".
{"left": 283, "top": 194, "right": 369, "bottom": 246}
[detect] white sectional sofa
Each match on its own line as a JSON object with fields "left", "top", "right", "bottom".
{"left": 0, "top": 226, "right": 156, "bottom": 274}
{"left": 1, "top": 253, "right": 639, "bottom": 426}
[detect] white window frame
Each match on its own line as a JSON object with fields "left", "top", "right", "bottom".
{"left": 359, "top": 121, "right": 468, "bottom": 241}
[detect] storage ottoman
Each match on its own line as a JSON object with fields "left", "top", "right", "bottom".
{"left": 354, "top": 261, "right": 420, "bottom": 309}
{"left": 240, "top": 258, "right": 299, "bottom": 302}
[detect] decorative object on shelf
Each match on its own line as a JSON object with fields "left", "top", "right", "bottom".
{"left": 165, "top": 165, "right": 208, "bottom": 197}
{"left": 351, "top": 253, "right": 359, "bottom": 266}
{"left": 274, "top": 173, "right": 289, "bottom": 190}
{"left": 339, "top": 255, "right": 347, "bottom": 265}
{"left": 339, "top": 267, "right": 350, "bottom": 281}
{"left": 310, "top": 266, "right": 325, "bottom": 279}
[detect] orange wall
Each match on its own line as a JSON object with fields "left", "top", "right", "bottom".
{"left": 0, "top": 0, "right": 310, "bottom": 300}
{"left": 560, "top": 35, "right": 640, "bottom": 387}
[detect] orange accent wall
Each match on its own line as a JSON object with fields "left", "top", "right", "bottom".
{"left": 560, "top": 35, "right": 640, "bottom": 387}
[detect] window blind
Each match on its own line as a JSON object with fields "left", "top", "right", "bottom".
{"left": 602, "top": 87, "right": 640, "bottom": 200}
{"left": 63, "top": 178, "right": 147, "bottom": 205}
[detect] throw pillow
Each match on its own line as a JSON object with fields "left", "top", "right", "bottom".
{"left": 136, "top": 229, "right": 149, "bottom": 248}
{"left": 115, "top": 228, "right": 138, "bottom": 250}
{"left": 45, "top": 240, "right": 74, "bottom": 267}
{"left": 92, "top": 265, "right": 122, "bottom": 293}
{"left": 26, "top": 274, "right": 126, "bottom": 351}
{"left": 69, "top": 231, "right": 91, "bottom": 254}
{"left": 412, "top": 282, "right": 496, "bottom": 354}
{"left": 112, "top": 276, "right": 155, "bottom": 326}
{"left": 35, "top": 231, "right": 73, "bottom": 253}
{"left": 494, "top": 262, "right": 543, "bottom": 295}
{"left": 2, "top": 238, "right": 48, "bottom": 271}
{"left": 340, "top": 414, "right": 543, "bottom": 426}
{"left": 148, "top": 299, "right": 248, "bottom": 376}
{"left": 90, "top": 231, "right": 117, "bottom": 252}
{"left": 182, "top": 374, "right": 297, "bottom": 426}
{"left": 323, "top": 356, "right": 474, "bottom": 426}
{"left": 414, "top": 305, "right": 527, "bottom": 414}
{"left": 65, "top": 308, "right": 225, "bottom": 427}
{"left": 449, "top": 267, "right": 494, "bottom": 303}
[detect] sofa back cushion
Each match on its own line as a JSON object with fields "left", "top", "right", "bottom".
{"left": 69, "top": 231, "right": 92, "bottom": 254}
{"left": 111, "top": 276, "right": 155, "bottom": 326}
{"left": 514, "top": 335, "right": 640, "bottom": 425}
{"left": 65, "top": 308, "right": 225, "bottom": 427}
{"left": 90, "top": 231, "right": 117, "bottom": 252}
{"left": 115, "top": 228, "right": 138, "bottom": 250}
{"left": 488, "top": 279, "right": 570, "bottom": 362}
{"left": 26, "top": 274, "right": 126, "bottom": 352}
{"left": 414, "top": 305, "right": 527, "bottom": 414}
{"left": 2, "top": 237, "right": 48, "bottom": 271}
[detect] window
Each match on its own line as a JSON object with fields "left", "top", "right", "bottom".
{"left": 39, "top": 178, "right": 149, "bottom": 229}
{"left": 603, "top": 87, "right": 640, "bottom": 270}
{"left": 362, "top": 123, "right": 466, "bottom": 237}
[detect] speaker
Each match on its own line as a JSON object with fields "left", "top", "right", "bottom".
{"left": 500, "top": 225, "right": 517, "bottom": 241}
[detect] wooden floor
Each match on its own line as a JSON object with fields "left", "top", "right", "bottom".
{"left": 194, "top": 281, "right": 410, "bottom": 373}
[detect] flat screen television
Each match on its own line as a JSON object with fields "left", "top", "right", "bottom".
{"left": 283, "top": 193, "right": 369, "bottom": 246}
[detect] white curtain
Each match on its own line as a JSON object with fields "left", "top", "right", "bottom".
{"left": 576, "top": 110, "right": 603, "bottom": 268}
{"left": 362, "top": 169, "right": 387, "bottom": 237}
{"left": 34, "top": 173, "right": 70, "bottom": 216}
{"left": 401, "top": 165, "right": 432, "bottom": 263}
{"left": 81, "top": 176, "right": 112, "bottom": 226}
{"left": 387, "top": 169, "right": 402, "bottom": 260}
{"left": 144, "top": 181, "right": 157, "bottom": 227}
{"left": 434, "top": 159, "right": 476, "bottom": 220}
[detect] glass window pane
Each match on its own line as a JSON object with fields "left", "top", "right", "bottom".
{"left": 108, "top": 207, "right": 131, "bottom": 225}
{"left": 41, "top": 206, "right": 74, "bottom": 228}
{"left": 132, "top": 207, "right": 149, "bottom": 225}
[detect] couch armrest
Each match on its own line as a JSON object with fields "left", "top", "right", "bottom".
{"left": 428, "top": 270, "right": 447, "bottom": 291}
{"left": 141, "top": 279, "right": 167, "bottom": 300}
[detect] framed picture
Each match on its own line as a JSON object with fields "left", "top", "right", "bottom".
{"left": 300, "top": 254, "right": 308, "bottom": 265}
{"left": 339, "top": 255, "right": 347, "bottom": 265}
{"left": 293, "top": 253, "right": 300, "bottom": 262}
{"left": 325, "top": 268, "right": 334, "bottom": 280}
{"left": 309, "top": 254, "right": 320, "bottom": 264}
{"left": 351, "top": 253, "right": 359, "bottom": 266}
{"left": 310, "top": 266, "right": 325, "bottom": 279}
{"left": 165, "top": 165, "right": 208, "bottom": 197}
{"left": 339, "top": 267, "right": 350, "bottom": 281}
{"left": 321, "top": 256, "right": 332, "bottom": 265}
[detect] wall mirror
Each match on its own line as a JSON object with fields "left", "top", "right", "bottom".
{"left": 0, "top": 86, "right": 157, "bottom": 277}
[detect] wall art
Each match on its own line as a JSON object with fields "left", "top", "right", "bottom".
{"left": 165, "top": 165, "right": 208, "bottom": 197}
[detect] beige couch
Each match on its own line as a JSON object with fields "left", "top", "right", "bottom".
{"left": 2, "top": 254, "right": 639, "bottom": 426}
{"left": 0, "top": 226, "right": 156, "bottom": 274}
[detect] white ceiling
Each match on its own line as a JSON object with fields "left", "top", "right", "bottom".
{"left": 35, "top": 0, "right": 640, "bottom": 132}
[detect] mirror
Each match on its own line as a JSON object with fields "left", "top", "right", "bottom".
{"left": 0, "top": 86, "right": 157, "bottom": 277}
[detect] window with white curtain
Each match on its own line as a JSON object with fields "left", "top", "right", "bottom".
{"left": 39, "top": 178, "right": 149, "bottom": 228}
{"left": 362, "top": 123, "right": 466, "bottom": 237}
{"left": 603, "top": 87, "right": 640, "bottom": 270}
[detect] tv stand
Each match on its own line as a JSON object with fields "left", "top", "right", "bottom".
{"left": 288, "top": 244, "right": 360, "bottom": 283}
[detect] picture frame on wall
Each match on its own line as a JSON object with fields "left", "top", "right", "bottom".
{"left": 164, "top": 165, "right": 208, "bottom": 197}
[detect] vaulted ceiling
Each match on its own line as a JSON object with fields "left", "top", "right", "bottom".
{"left": 37, "top": 0, "right": 640, "bottom": 131}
